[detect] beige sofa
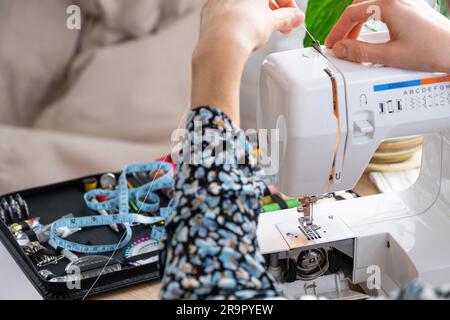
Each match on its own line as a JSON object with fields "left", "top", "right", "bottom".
{"left": 0, "top": 0, "right": 201, "bottom": 194}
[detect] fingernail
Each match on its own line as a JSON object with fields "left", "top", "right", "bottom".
{"left": 334, "top": 43, "right": 347, "bottom": 58}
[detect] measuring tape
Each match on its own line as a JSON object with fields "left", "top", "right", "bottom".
{"left": 50, "top": 162, "right": 175, "bottom": 254}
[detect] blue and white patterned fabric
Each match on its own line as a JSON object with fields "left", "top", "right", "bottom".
{"left": 159, "top": 106, "right": 450, "bottom": 300}
{"left": 388, "top": 282, "right": 450, "bottom": 300}
{"left": 159, "top": 107, "right": 278, "bottom": 300}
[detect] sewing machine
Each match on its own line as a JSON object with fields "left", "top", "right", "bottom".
{"left": 257, "top": 32, "right": 450, "bottom": 299}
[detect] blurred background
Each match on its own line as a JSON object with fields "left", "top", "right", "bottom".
{"left": 0, "top": 0, "right": 204, "bottom": 194}
{"left": 0, "top": 0, "right": 447, "bottom": 195}
{"left": 0, "top": 0, "right": 310, "bottom": 195}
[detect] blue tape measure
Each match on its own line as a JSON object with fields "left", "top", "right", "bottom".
{"left": 50, "top": 162, "right": 175, "bottom": 254}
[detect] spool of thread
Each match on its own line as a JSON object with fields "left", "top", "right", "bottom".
{"left": 100, "top": 173, "right": 117, "bottom": 190}
{"left": 262, "top": 198, "right": 299, "bottom": 213}
{"left": 83, "top": 178, "right": 98, "bottom": 192}
{"left": 262, "top": 196, "right": 274, "bottom": 206}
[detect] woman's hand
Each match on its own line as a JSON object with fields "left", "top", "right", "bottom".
{"left": 191, "top": 0, "right": 304, "bottom": 124}
{"left": 326, "top": 0, "right": 450, "bottom": 73}
{"left": 198, "top": 0, "right": 303, "bottom": 52}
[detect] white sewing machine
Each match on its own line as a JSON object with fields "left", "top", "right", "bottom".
{"left": 257, "top": 32, "right": 450, "bottom": 299}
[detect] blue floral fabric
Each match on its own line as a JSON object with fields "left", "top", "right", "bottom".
{"left": 159, "top": 107, "right": 278, "bottom": 300}
{"left": 389, "top": 282, "right": 450, "bottom": 300}
{"left": 158, "top": 106, "right": 450, "bottom": 301}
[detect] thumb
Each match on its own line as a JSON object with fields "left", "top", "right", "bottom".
{"left": 272, "top": 8, "right": 304, "bottom": 34}
{"left": 332, "top": 39, "right": 392, "bottom": 65}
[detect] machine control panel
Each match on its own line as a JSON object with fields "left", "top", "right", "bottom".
{"left": 373, "top": 76, "right": 450, "bottom": 117}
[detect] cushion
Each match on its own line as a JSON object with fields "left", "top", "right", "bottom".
{"left": 33, "top": 7, "right": 201, "bottom": 145}
{"left": 0, "top": 0, "right": 80, "bottom": 126}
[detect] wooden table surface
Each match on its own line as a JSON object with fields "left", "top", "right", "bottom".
{"left": 95, "top": 174, "right": 379, "bottom": 300}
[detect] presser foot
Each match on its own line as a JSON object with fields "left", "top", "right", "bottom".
{"left": 297, "top": 194, "right": 333, "bottom": 228}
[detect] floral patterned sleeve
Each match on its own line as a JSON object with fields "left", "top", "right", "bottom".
{"left": 159, "top": 106, "right": 279, "bottom": 300}
{"left": 387, "top": 282, "right": 450, "bottom": 300}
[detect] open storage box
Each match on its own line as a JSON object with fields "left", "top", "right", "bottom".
{"left": 0, "top": 172, "right": 166, "bottom": 300}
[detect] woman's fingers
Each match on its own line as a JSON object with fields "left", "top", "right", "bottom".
{"left": 268, "top": 0, "right": 299, "bottom": 9}
{"left": 325, "top": 0, "right": 383, "bottom": 48}
{"left": 332, "top": 38, "right": 393, "bottom": 65}
{"left": 269, "top": 0, "right": 279, "bottom": 10}
{"left": 270, "top": 0, "right": 302, "bottom": 34}
{"left": 346, "top": 22, "right": 365, "bottom": 40}
{"left": 274, "top": 0, "right": 299, "bottom": 8}
{"left": 272, "top": 7, "right": 304, "bottom": 33}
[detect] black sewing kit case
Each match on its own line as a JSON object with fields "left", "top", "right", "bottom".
{"left": 0, "top": 172, "right": 168, "bottom": 300}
